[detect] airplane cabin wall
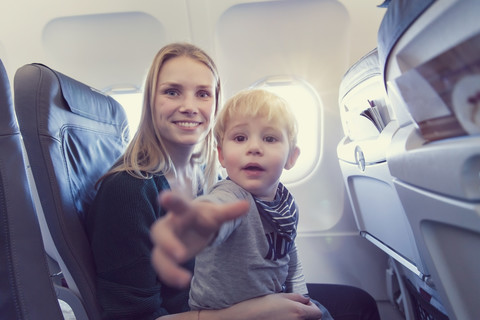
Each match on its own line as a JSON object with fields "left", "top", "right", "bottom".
{"left": 199, "top": 0, "right": 390, "bottom": 299}
{"left": 0, "top": 0, "right": 391, "bottom": 300}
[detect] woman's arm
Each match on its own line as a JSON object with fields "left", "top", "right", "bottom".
{"left": 158, "top": 293, "right": 322, "bottom": 320}
{"left": 87, "top": 173, "right": 175, "bottom": 319}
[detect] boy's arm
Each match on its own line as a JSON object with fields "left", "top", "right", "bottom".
{"left": 284, "top": 242, "right": 309, "bottom": 295}
{"left": 196, "top": 179, "right": 251, "bottom": 245}
{"left": 151, "top": 190, "right": 249, "bottom": 288}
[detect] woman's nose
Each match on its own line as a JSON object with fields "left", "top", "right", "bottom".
{"left": 179, "top": 95, "right": 198, "bottom": 114}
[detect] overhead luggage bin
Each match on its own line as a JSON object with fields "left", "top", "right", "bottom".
{"left": 381, "top": 0, "right": 480, "bottom": 319}
{"left": 336, "top": 48, "right": 427, "bottom": 278}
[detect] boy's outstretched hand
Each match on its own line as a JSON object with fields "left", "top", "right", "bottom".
{"left": 150, "top": 190, "right": 249, "bottom": 288}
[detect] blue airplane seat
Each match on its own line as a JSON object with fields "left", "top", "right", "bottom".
{"left": 380, "top": 0, "right": 480, "bottom": 319}
{"left": 377, "top": 0, "right": 435, "bottom": 89}
{"left": 14, "top": 63, "right": 129, "bottom": 320}
{"left": 0, "top": 59, "right": 64, "bottom": 319}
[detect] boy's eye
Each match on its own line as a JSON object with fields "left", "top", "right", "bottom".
{"left": 234, "top": 135, "right": 246, "bottom": 142}
{"left": 264, "top": 136, "right": 277, "bottom": 143}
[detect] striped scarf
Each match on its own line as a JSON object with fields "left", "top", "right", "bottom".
{"left": 254, "top": 183, "right": 298, "bottom": 242}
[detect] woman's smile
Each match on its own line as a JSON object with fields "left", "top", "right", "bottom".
{"left": 173, "top": 121, "right": 202, "bottom": 128}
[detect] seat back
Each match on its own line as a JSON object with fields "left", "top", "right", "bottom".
{"left": 336, "top": 48, "right": 429, "bottom": 320}
{"left": 14, "top": 63, "right": 129, "bottom": 320}
{"left": 381, "top": 1, "right": 480, "bottom": 319}
{"left": 0, "top": 59, "right": 64, "bottom": 319}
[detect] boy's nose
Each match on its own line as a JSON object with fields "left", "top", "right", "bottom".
{"left": 247, "top": 139, "right": 263, "bottom": 155}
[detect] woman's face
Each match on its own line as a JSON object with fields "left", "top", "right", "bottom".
{"left": 154, "top": 55, "right": 216, "bottom": 153}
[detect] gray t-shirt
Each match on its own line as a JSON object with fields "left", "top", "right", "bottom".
{"left": 188, "top": 179, "right": 307, "bottom": 310}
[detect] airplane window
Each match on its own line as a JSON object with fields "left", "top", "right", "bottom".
{"left": 253, "top": 77, "right": 321, "bottom": 184}
{"left": 111, "top": 93, "right": 143, "bottom": 140}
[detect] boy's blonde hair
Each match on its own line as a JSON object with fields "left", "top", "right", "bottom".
{"left": 214, "top": 89, "right": 298, "bottom": 151}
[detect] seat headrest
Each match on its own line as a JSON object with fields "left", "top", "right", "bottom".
{"left": 14, "top": 63, "right": 129, "bottom": 222}
{"left": 338, "top": 48, "right": 380, "bottom": 102}
{"left": 377, "top": 0, "right": 435, "bottom": 84}
{"left": 0, "top": 59, "right": 18, "bottom": 136}
{"left": 35, "top": 63, "right": 126, "bottom": 126}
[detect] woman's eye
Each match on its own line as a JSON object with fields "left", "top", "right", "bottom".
{"left": 165, "top": 89, "right": 179, "bottom": 96}
{"left": 197, "top": 90, "right": 211, "bottom": 98}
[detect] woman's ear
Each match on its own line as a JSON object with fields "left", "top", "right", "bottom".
{"left": 284, "top": 146, "right": 300, "bottom": 170}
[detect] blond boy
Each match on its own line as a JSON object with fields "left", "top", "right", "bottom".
{"left": 188, "top": 89, "right": 332, "bottom": 319}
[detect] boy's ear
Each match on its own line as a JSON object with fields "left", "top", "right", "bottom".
{"left": 284, "top": 146, "right": 300, "bottom": 170}
{"left": 217, "top": 146, "right": 226, "bottom": 168}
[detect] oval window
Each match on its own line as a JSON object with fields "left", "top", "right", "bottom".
{"left": 253, "top": 76, "right": 322, "bottom": 184}
{"left": 111, "top": 92, "right": 143, "bottom": 140}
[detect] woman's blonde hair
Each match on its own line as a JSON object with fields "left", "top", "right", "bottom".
{"left": 214, "top": 88, "right": 298, "bottom": 151}
{"left": 100, "top": 42, "right": 221, "bottom": 192}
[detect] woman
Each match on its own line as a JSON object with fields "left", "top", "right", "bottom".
{"left": 86, "top": 42, "right": 325, "bottom": 320}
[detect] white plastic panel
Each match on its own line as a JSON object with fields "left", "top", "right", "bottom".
{"left": 388, "top": 127, "right": 480, "bottom": 201}
{"left": 215, "top": 0, "right": 350, "bottom": 98}
{"left": 394, "top": 179, "right": 480, "bottom": 320}
{"left": 0, "top": 42, "right": 6, "bottom": 66}
{"left": 43, "top": 12, "right": 166, "bottom": 91}
{"left": 296, "top": 233, "right": 390, "bottom": 301}
{"left": 339, "top": 159, "right": 426, "bottom": 274}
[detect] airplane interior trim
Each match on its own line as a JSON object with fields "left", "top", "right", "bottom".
{"left": 1, "top": 0, "right": 479, "bottom": 319}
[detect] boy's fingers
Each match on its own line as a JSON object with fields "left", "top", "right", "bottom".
{"left": 193, "top": 200, "right": 250, "bottom": 234}
{"left": 280, "top": 292, "right": 310, "bottom": 304}
{"left": 217, "top": 200, "right": 249, "bottom": 223}
{"left": 161, "top": 191, "right": 249, "bottom": 228}
{"left": 151, "top": 246, "right": 192, "bottom": 289}
{"left": 158, "top": 191, "right": 191, "bottom": 217}
{"left": 151, "top": 194, "right": 249, "bottom": 289}
{"left": 150, "top": 218, "right": 187, "bottom": 261}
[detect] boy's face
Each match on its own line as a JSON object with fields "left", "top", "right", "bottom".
{"left": 218, "top": 114, "right": 299, "bottom": 201}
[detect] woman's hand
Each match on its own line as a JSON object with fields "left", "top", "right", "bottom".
{"left": 206, "top": 293, "right": 323, "bottom": 320}
{"left": 157, "top": 293, "right": 322, "bottom": 320}
{"left": 151, "top": 190, "right": 249, "bottom": 288}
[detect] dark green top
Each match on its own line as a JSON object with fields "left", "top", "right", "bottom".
{"left": 85, "top": 171, "right": 194, "bottom": 320}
